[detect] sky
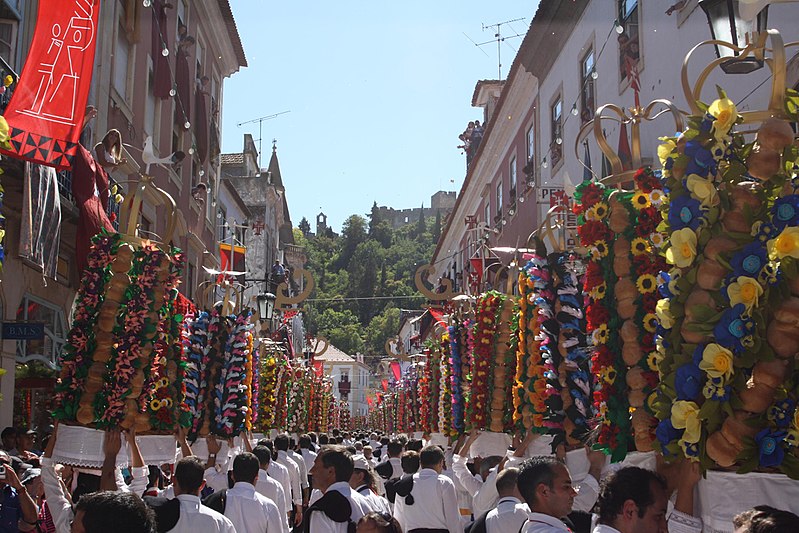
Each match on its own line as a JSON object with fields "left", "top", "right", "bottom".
{"left": 221, "top": 1, "right": 539, "bottom": 233}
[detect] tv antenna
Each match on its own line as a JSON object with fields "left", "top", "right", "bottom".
{"left": 237, "top": 110, "right": 291, "bottom": 168}
{"left": 466, "top": 17, "right": 525, "bottom": 80}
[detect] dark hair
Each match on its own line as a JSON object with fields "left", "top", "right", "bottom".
{"left": 72, "top": 472, "right": 102, "bottom": 503}
{"left": 174, "top": 457, "right": 205, "bottom": 494}
{"left": 517, "top": 456, "right": 562, "bottom": 506}
{"left": 318, "top": 445, "right": 354, "bottom": 482}
{"left": 232, "top": 452, "right": 261, "bottom": 485}
{"left": 419, "top": 445, "right": 444, "bottom": 468}
{"left": 387, "top": 440, "right": 404, "bottom": 457}
{"left": 1, "top": 427, "right": 16, "bottom": 439}
{"left": 480, "top": 456, "right": 503, "bottom": 478}
{"left": 309, "top": 432, "right": 318, "bottom": 443}
{"left": 495, "top": 467, "right": 520, "bottom": 495}
{"left": 380, "top": 437, "right": 389, "bottom": 446}
{"left": 406, "top": 439, "right": 423, "bottom": 452}
{"left": 319, "top": 434, "right": 329, "bottom": 445}
{"left": 400, "top": 451, "right": 420, "bottom": 474}
{"left": 274, "top": 434, "right": 290, "bottom": 451}
{"left": 252, "top": 445, "right": 272, "bottom": 467}
{"left": 299, "top": 434, "right": 312, "bottom": 449}
{"left": 355, "top": 464, "right": 376, "bottom": 490}
{"left": 596, "top": 466, "right": 667, "bottom": 525}
{"left": 75, "top": 491, "right": 156, "bottom": 533}
{"left": 332, "top": 429, "right": 341, "bottom": 437}
{"left": 346, "top": 446, "right": 357, "bottom": 455}
{"left": 733, "top": 505, "right": 799, "bottom": 532}
{"left": 357, "top": 512, "right": 402, "bottom": 533}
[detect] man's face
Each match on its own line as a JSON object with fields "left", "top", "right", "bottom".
{"left": 547, "top": 464, "right": 577, "bottom": 518}
{"left": 310, "top": 456, "right": 334, "bottom": 491}
{"left": 629, "top": 484, "right": 669, "bottom": 533}
{"left": 19, "top": 434, "right": 33, "bottom": 451}
{"left": 363, "top": 449, "right": 373, "bottom": 459}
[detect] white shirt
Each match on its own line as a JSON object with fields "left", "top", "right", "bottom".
{"left": 393, "top": 468, "right": 462, "bottom": 533}
{"left": 592, "top": 526, "right": 621, "bottom": 533}
{"left": 255, "top": 468, "right": 289, "bottom": 533}
{"left": 354, "top": 484, "right": 391, "bottom": 515}
{"left": 485, "top": 496, "right": 530, "bottom": 533}
{"left": 288, "top": 449, "right": 310, "bottom": 489}
{"left": 276, "top": 450, "right": 303, "bottom": 506}
{"left": 452, "top": 454, "right": 498, "bottom": 517}
{"left": 388, "top": 457, "right": 403, "bottom": 479}
{"left": 223, "top": 481, "right": 283, "bottom": 533}
{"left": 269, "top": 460, "right": 293, "bottom": 511}
{"left": 521, "top": 512, "right": 571, "bottom": 532}
{"left": 300, "top": 448, "right": 317, "bottom": 471}
{"left": 167, "top": 494, "right": 236, "bottom": 533}
{"left": 309, "top": 481, "right": 371, "bottom": 533}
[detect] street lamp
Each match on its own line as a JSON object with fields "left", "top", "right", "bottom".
{"left": 699, "top": 0, "right": 769, "bottom": 73}
{"left": 256, "top": 291, "right": 276, "bottom": 322}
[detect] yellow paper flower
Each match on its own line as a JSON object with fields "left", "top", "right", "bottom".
{"left": 709, "top": 96, "right": 738, "bottom": 141}
{"left": 666, "top": 228, "right": 697, "bottom": 268}
{"left": 589, "top": 281, "right": 607, "bottom": 300}
{"left": 726, "top": 276, "right": 763, "bottom": 313}
{"left": 671, "top": 400, "right": 702, "bottom": 443}
{"left": 768, "top": 226, "right": 799, "bottom": 260}
{"left": 686, "top": 174, "right": 719, "bottom": 207}
{"left": 632, "top": 191, "right": 651, "bottom": 210}
{"left": 0, "top": 116, "right": 8, "bottom": 145}
{"left": 657, "top": 138, "right": 677, "bottom": 167}
{"left": 643, "top": 312, "right": 658, "bottom": 333}
{"left": 656, "top": 299, "right": 674, "bottom": 330}
{"left": 593, "top": 324, "right": 609, "bottom": 345}
{"left": 636, "top": 274, "right": 657, "bottom": 294}
{"left": 591, "top": 240, "right": 609, "bottom": 260}
{"left": 631, "top": 237, "right": 650, "bottom": 256}
{"left": 646, "top": 351, "right": 661, "bottom": 372}
{"left": 699, "top": 343, "right": 734, "bottom": 381}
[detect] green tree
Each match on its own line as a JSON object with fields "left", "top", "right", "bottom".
{"left": 298, "top": 217, "right": 311, "bottom": 236}
{"left": 432, "top": 210, "right": 442, "bottom": 242}
{"left": 368, "top": 201, "right": 382, "bottom": 235}
{"left": 415, "top": 204, "right": 426, "bottom": 238}
{"left": 348, "top": 240, "right": 383, "bottom": 324}
{"left": 371, "top": 220, "right": 393, "bottom": 248}
{"left": 364, "top": 306, "right": 401, "bottom": 355}
{"left": 337, "top": 215, "right": 367, "bottom": 270}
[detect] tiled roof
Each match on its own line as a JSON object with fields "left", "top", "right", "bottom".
{"left": 217, "top": 0, "right": 247, "bottom": 68}
{"left": 317, "top": 344, "right": 356, "bottom": 363}
{"left": 220, "top": 153, "right": 244, "bottom": 165}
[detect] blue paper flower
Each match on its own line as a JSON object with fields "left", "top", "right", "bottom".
{"left": 730, "top": 242, "right": 768, "bottom": 278}
{"left": 713, "top": 304, "right": 754, "bottom": 353}
{"left": 769, "top": 398, "right": 796, "bottom": 429}
{"left": 675, "top": 363, "right": 703, "bottom": 401}
{"left": 771, "top": 195, "right": 799, "bottom": 230}
{"left": 656, "top": 418, "right": 681, "bottom": 450}
{"left": 684, "top": 140, "right": 718, "bottom": 177}
{"left": 756, "top": 428, "right": 786, "bottom": 468}
{"left": 668, "top": 195, "right": 703, "bottom": 231}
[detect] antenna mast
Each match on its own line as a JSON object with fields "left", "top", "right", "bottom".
{"left": 475, "top": 17, "right": 525, "bottom": 80}
{"left": 237, "top": 110, "right": 291, "bottom": 168}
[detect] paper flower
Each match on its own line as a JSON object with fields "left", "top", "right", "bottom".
{"left": 756, "top": 428, "right": 786, "bottom": 468}
{"left": 686, "top": 174, "right": 719, "bottom": 207}
{"left": 668, "top": 196, "right": 703, "bottom": 231}
{"left": 699, "top": 343, "right": 734, "bottom": 382}
{"left": 708, "top": 95, "right": 738, "bottom": 141}
{"left": 726, "top": 276, "right": 763, "bottom": 313}
{"left": 671, "top": 401, "right": 701, "bottom": 443}
{"left": 768, "top": 226, "right": 799, "bottom": 260}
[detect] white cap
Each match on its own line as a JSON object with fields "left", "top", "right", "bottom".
{"left": 352, "top": 455, "right": 371, "bottom": 471}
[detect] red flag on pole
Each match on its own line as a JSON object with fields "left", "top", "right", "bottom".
{"left": 381, "top": 379, "right": 388, "bottom": 392}
{"left": 366, "top": 397, "right": 373, "bottom": 407}
{"left": 312, "top": 360, "right": 324, "bottom": 377}
{"left": 1, "top": 0, "right": 101, "bottom": 169}
{"left": 390, "top": 361, "right": 401, "bottom": 382}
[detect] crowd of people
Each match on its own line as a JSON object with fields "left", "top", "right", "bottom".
{"left": 458, "top": 121, "right": 485, "bottom": 166}
{"left": 0, "top": 425, "right": 797, "bottom": 532}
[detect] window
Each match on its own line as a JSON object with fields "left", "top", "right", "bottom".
{"left": 140, "top": 215, "right": 152, "bottom": 236}
{"left": 581, "top": 48, "right": 596, "bottom": 123}
{"left": 496, "top": 182, "right": 503, "bottom": 219}
{"left": 113, "top": 24, "right": 131, "bottom": 102}
{"left": 145, "top": 57, "right": 160, "bottom": 143}
{"left": 509, "top": 156, "right": 517, "bottom": 199}
{"left": 177, "top": 0, "right": 187, "bottom": 33}
{"left": 524, "top": 123, "right": 536, "bottom": 185}
{"left": 526, "top": 124, "right": 535, "bottom": 163}
{"left": 217, "top": 206, "right": 227, "bottom": 242}
{"left": 186, "top": 262, "right": 195, "bottom": 298}
{"left": 551, "top": 97, "right": 562, "bottom": 166}
{"left": 0, "top": 20, "right": 17, "bottom": 68}
{"left": 196, "top": 37, "right": 204, "bottom": 78}
{"left": 16, "top": 294, "right": 67, "bottom": 369}
{"left": 618, "top": 0, "right": 640, "bottom": 83}
{"left": 484, "top": 201, "right": 490, "bottom": 225}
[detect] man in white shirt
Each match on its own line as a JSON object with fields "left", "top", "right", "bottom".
{"left": 349, "top": 455, "right": 391, "bottom": 515}
{"left": 517, "top": 456, "right": 576, "bottom": 533}
{"left": 222, "top": 452, "right": 284, "bottom": 533}
{"left": 463, "top": 467, "right": 526, "bottom": 533}
{"left": 362, "top": 446, "right": 377, "bottom": 467}
{"left": 393, "top": 445, "right": 462, "bottom": 533}
{"left": 287, "top": 438, "right": 310, "bottom": 503}
{"left": 592, "top": 465, "right": 702, "bottom": 533}
{"left": 452, "top": 431, "right": 504, "bottom": 518}
{"left": 160, "top": 456, "right": 236, "bottom": 533}
{"left": 299, "top": 434, "right": 317, "bottom": 473}
{"left": 305, "top": 445, "right": 370, "bottom": 532}
{"left": 374, "top": 440, "right": 403, "bottom": 481}
{"left": 274, "top": 434, "right": 304, "bottom": 526}
{"left": 252, "top": 445, "right": 289, "bottom": 532}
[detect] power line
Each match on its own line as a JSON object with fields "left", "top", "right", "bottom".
{"left": 306, "top": 295, "right": 425, "bottom": 303}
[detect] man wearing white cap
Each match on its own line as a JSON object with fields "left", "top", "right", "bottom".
{"left": 350, "top": 455, "right": 391, "bottom": 515}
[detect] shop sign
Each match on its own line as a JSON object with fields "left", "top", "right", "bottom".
{"left": 1, "top": 322, "right": 45, "bottom": 340}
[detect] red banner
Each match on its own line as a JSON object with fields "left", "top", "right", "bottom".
{"left": 366, "top": 397, "right": 373, "bottom": 407}
{"left": 2, "top": 1, "right": 100, "bottom": 169}
{"left": 381, "top": 379, "right": 388, "bottom": 392}
{"left": 390, "top": 361, "right": 401, "bottom": 382}
{"left": 312, "top": 360, "right": 324, "bottom": 377}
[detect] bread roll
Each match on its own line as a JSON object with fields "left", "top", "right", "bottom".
{"left": 747, "top": 144, "right": 781, "bottom": 181}
{"left": 626, "top": 366, "right": 648, "bottom": 390}
{"left": 757, "top": 118, "right": 795, "bottom": 152}
{"left": 752, "top": 359, "right": 791, "bottom": 389}
{"left": 767, "top": 320, "right": 799, "bottom": 359}
{"left": 623, "top": 343, "right": 644, "bottom": 366}
{"left": 706, "top": 431, "right": 740, "bottom": 468}
{"left": 720, "top": 410, "right": 758, "bottom": 450}
{"left": 739, "top": 380, "right": 776, "bottom": 414}
{"left": 696, "top": 259, "right": 727, "bottom": 290}
{"left": 774, "top": 297, "right": 799, "bottom": 327}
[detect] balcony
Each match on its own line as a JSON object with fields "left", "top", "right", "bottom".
{"left": 55, "top": 170, "right": 122, "bottom": 230}
{"left": 0, "top": 55, "right": 17, "bottom": 116}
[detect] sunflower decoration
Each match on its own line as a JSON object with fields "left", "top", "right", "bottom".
{"left": 631, "top": 237, "right": 650, "bottom": 256}
{"left": 591, "top": 240, "right": 609, "bottom": 260}
{"left": 636, "top": 273, "right": 657, "bottom": 294}
{"left": 632, "top": 191, "right": 652, "bottom": 210}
